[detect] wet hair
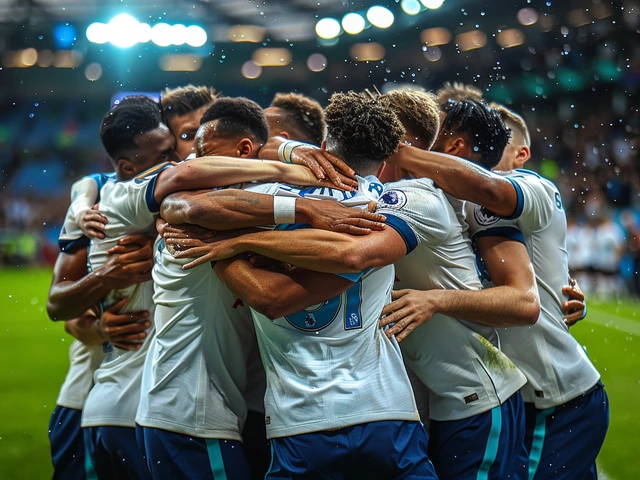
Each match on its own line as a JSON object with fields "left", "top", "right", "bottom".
{"left": 324, "top": 91, "right": 405, "bottom": 173}
{"left": 161, "top": 85, "right": 218, "bottom": 122}
{"left": 441, "top": 100, "right": 511, "bottom": 169}
{"left": 436, "top": 82, "right": 484, "bottom": 110}
{"left": 489, "top": 103, "right": 531, "bottom": 147}
{"left": 100, "top": 95, "right": 164, "bottom": 159}
{"left": 384, "top": 90, "right": 440, "bottom": 150}
{"left": 199, "top": 96, "right": 269, "bottom": 145}
{"left": 270, "top": 92, "right": 326, "bottom": 146}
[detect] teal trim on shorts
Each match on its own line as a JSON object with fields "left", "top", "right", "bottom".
{"left": 528, "top": 407, "right": 556, "bottom": 480}
{"left": 205, "top": 439, "right": 228, "bottom": 480}
{"left": 266, "top": 441, "right": 276, "bottom": 478}
{"left": 84, "top": 445, "right": 98, "bottom": 480}
{"left": 477, "top": 406, "right": 503, "bottom": 480}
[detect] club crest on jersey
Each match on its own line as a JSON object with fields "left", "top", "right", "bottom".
{"left": 474, "top": 205, "right": 500, "bottom": 226}
{"left": 379, "top": 190, "right": 407, "bottom": 209}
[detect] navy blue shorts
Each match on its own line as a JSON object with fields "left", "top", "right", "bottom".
{"left": 139, "top": 425, "right": 251, "bottom": 480}
{"left": 83, "top": 425, "right": 150, "bottom": 479}
{"left": 525, "top": 382, "right": 609, "bottom": 480}
{"left": 267, "top": 420, "right": 437, "bottom": 479}
{"left": 428, "top": 392, "right": 528, "bottom": 480}
{"left": 49, "top": 406, "right": 88, "bottom": 480}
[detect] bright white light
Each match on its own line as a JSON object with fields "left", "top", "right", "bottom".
{"left": 86, "top": 22, "right": 109, "bottom": 44}
{"left": 401, "top": 0, "right": 422, "bottom": 15}
{"left": 185, "top": 25, "right": 207, "bottom": 47}
{"left": 420, "top": 0, "right": 445, "bottom": 9}
{"left": 342, "top": 13, "right": 365, "bottom": 35}
{"left": 315, "top": 18, "right": 341, "bottom": 40}
{"left": 151, "top": 23, "right": 173, "bottom": 47}
{"left": 108, "top": 13, "right": 140, "bottom": 48}
{"left": 367, "top": 6, "right": 394, "bottom": 29}
{"left": 137, "top": 23, "right": 152, "bottom": 43}
{"left": 171, "top": 24, "right": 187, "bottom": 46}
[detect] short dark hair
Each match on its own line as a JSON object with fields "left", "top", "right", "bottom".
{"left": 100, "top": 95, "right": 164, "bottom": 159}
{"left": 199, "top": 97, "right": 269, "bottom": 145}
{"left": 441, "top": 100, "right": 511, "bottom": 169}
{"left": 324, "top": 91, "right": 405, "bottom": 172}
{"left": 270, "top": 92, "right": 326, "bottom": 146}
{"left": 161, "top": 85, "right": 218, "bottom": 122}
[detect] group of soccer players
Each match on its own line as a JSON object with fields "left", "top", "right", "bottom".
{"left": 45, "top": 81, "right": 609, "bottom": 480}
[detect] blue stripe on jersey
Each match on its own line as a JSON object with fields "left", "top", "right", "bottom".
{"left": 84, "top": 444, "right": 98, "bottom": 480}
{"left": 205, "top": 438, "right": 228, "bottom": 480}
{"left": 87, "top": 172, "right": 117, "bottom": 203}
{"left": 514, "top": 168, "right": 541, "bottom": 178}
{"left": 527, "top": 407, "right": 555, "bottom": 480}
{"left": 477, "top": 406, "right": 503, "bottom": 480}
{"left": 503, "top": 177, "right": 525, "bottom": 220}
{"left": 336, "top": 270, "right": 370, "bottom": 282}
{"left": 59, "top": 236, "right": 90, "bottom": 253}
{"left": 384, "top": 214, "right": 418, "bottom": 254}
{"left": 473, "top": 226, "right": 525, "bottom": 245}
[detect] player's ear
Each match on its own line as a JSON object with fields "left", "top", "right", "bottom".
{"left": 237, "top": 138, "right": 255, "bottom": 158}
{"left": 279, "top": 131, "right": 290, "bottom": 139}
{"left": 117, "top": 158, "right": 136, "bottom": 178}
{"left": 516, "top": 145, "right": 531, "bottom": 167}
{"left": 446, "top": 137, "right": 465, "bottom": 155}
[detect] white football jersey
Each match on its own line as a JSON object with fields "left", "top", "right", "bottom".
{"left": 81, "top": 165, "right": 167, "bottom": 428}
{"left": 376, "top": 178, "right": 527, "bottom": 422}
{"left": 246, "top": 176, "right": 420, "bottom": 438}
{"left": 466, "top": 169, "right": 600, "bottom": 408}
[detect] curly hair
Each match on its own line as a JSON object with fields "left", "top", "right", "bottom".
{"left": 441, "top": 100, "right": 511, "bottom": 169}
{"left": 436, "top": 82, "right": 484, "bottom": 109}
{"left": 270, "top": 92, "right": 326, "bottom": 146}
{"left": 161, "top": 85, "right": 218, "bottom": 122}
{"left": 324, "top": 91, "right": 405, "bottom": 173}
{"left": 489, "top": 103, "right": 531, "bottom": 147}
{"left": 198, "top": 96, "right": 269, "bottom": 146}
{"left": 100, "top": 95, "right": 163, "bottom": 159}
{"left": 384, "top": 90, "right": 440, "bottom": 150}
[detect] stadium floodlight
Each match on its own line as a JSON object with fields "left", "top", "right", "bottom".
{"left": 137, "top": 23, "right": 152, "bottom": 43}
{"left": 342, "top": 13, "right": 365, "bottom": 35}
{"left": 151, "top": 23, "right": 173, "bottom": 47}
{"left": 171, "top": 24, "right": 187, "bottom": 46}
{"left": 86, "top": 22, "right": 109, "bottom": 44}
{"left": 420, "top": 0, "right": 445, "bottom": 9}
{"left": 185, "top": 25, "right": 207, "bottom": 47}
{"left": 315, "top": 18, "right": 341, "bottom": 40}
{"left": 107, "top": 13, "right": 140, "bottom": 48}
{"left": 401, "top": 0, "right": 422, "bottom": 15}
{"left": 366, "top": 6, "right": 394, "bottom": 29}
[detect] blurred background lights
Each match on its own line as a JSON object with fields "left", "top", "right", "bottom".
{"left": 341, "top": 13, "right": 365, "bottom": 35}
{"left": 170, "top": 24, "right": 187, "bottom": 46}
{"left": 137, "top": 23, "right": 152, "bottom": 43}
{"left": 86, "top": 17, "right": 206, "bottom": 48}
{"left": 307, "top": 53, "right": 327, "bottom": 72}
{"left": 350, "top": 42, "right": 386, "bottom": 61}
{"left": 367, "top": 6, "right": 394, "bottom": 29}
{"left": 423, "top": 46, "right": 442, "bottom": 62}
{"left": 401, "top": 0, "right": 422, "bottom": 16}
{"left": 456, "top": 30, "right": 487, "bottom": 51}
{"left": 53, "top": 23, "right": 77, "bottom": 49}
{"left": 151, "top": 23, "right": 173, "bottom": 47}
{"left": 185, "top": 26, "right": 207, "bottom": 47}
{"left": 107, "top": 14, "right": 140, "bottom": 49}
{"left": 252, "top": 48, "right": 292, "bottom": 67}
{"left": 315, "top": 18, "right": 341, "bottom": 40}
{"left": 86, "top": 23, "right": 108, "bottom": 44}
{"left": 420, "top": 27, "right": 452, "bottom": 46}
{"left": 497, "top": 29, "right": 526, "bottom": 48}
{"left": 517, "top": 8, "right": 539, "bottom": 26}
{"left": 420, "top": 0, "right": 445, "bottom": 10}
{"left": 241, "top": 60, "right": 262, "bottom": 79}
{"left": 19, "top": 48, "right": 38, "bottom": 67}
{"left": 84, "top": 62, "right": 103, "bottom": 81}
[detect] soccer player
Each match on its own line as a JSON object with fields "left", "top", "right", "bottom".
{"left": 264, "top": 92, "right": 326, "bottom": 146}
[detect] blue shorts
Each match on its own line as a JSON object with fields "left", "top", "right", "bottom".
{"left": 49, "top": 406, "right": 88, "bottom": 480}
{"left": 139, "top": 425, "right": 251, "bottom": 480}
{"left": 428, "top": 392, "right": 528, "bottom": 480}
{"left": 267, "top": 420, "right": 437, "bottom": 479}
{"left": 83, "top": 425, "right": 150, "bottom": 480}
{"left": 525, "top": 382, "right": 609, "bottom": 480}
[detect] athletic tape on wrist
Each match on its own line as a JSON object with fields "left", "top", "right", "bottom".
{"left": 277, "top": 141, "right": 288, "bottom": 163}
{"left": 273, "top": 196, "right": 296, "bottom": 224}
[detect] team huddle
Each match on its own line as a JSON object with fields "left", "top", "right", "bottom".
{"left": 46, "top": 83, "right": 609, "bottom": 480}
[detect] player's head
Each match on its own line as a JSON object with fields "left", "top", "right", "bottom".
{"left": 161, "top": 85, "right": 218, "bottom": 160}
{"left": 436, "top": 82, "right": 484, "bottom": 108}
{"left": 324, "top": 91, "right": 405, "bottom": 176}
{"left": 490, "top": 103, "right": 531, "bottom": 171}
{"left": 384, "top": 89, "right": 440, "bottom": 151}
{"left": 100, "top": 95, "right": 178, "bottom": 181}
{"left": 264, "top": 92, "right": 326, "bottom": 146}
{"left": 431, "top": 100, "right": 510, "bottom": 170}
{"left": 195, "top": 96, "right": 269, "bottom": 158}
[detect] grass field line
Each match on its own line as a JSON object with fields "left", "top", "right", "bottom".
{"left": 584, "top": 307, "right": 640, "bottom": 336}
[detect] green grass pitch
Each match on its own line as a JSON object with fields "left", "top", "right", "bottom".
{"left": 0, "top": 267, "right": 638, "bottom": 479}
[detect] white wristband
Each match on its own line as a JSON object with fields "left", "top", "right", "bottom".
{"left": 273, "top": 196, "right": 297, "bottom": 224}
{"left": 277, "top": 141, "right": 289, "bottom": 163}
{"left": 277, "top": 140, "right": 307, "bottom": 164}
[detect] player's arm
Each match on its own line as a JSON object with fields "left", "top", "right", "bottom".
{"left": 381, "top": 236, "right": 540, "bottom": 341}
{"left": 214, "top": 255, "right": 354, "bottom": 320}
{"left": 161, "top": 189, "right": 386, "bottom": 235}
{"left": 69, "top": 176, "right": 108, "bottom": 239}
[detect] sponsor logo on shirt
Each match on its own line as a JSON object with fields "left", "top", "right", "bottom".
{"left": 473, "top": 204, "right": 500, "bottom": 226}
{"left": 379, "top": 190, "right": 408, "bottom": 209}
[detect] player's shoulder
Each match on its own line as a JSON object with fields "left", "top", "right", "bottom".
{"left": 131, "top": 161, "right": 173, "bottom": 185}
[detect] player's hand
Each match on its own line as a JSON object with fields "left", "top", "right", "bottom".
{"left": 77, "top": 205, "right": 108, "bottom": 239}
{"left": 291, "top": 147, "right": 357, "bottom": 190}
{"left": 300, "top": 199, "right": 387, "bottom": 235}
{"left": 164, "top": 228, "right": 253, "bottom": 269}
{"left": 562, "top": 277, "right": 586, "bottom": 327}
{"left": 98, "top": 236, "right": 154, "bottom": 289}
{"left": 379, "top": 289, "right": 441, "bottom": 342}
{"left": 98, "top": 298, "right": 151, "bottom": 351}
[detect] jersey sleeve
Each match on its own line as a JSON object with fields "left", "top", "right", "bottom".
{"left": 465, "top": 201, "right": 526, "bottom": 245}
{"left": 505, "top": 173, "right": 555, "bottom": 232}
{"left": 59, "top": 176, "right": 101, "bottom": 252}
{"left": 375, "top": 179, "right": 450, "bottom": 254}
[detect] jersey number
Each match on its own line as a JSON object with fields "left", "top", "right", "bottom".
{"left": 555, "top": 192, "right": 563, "bottom": 210}
{"left": 284, "top": 283, "right": 363, "bottom": 332}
